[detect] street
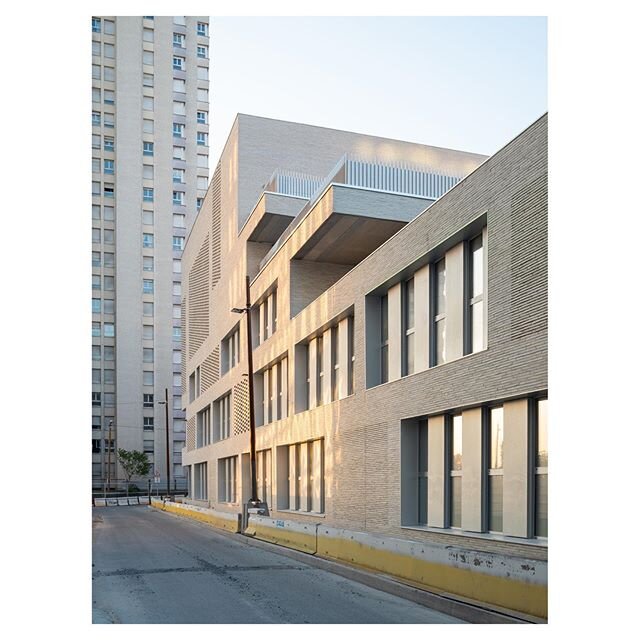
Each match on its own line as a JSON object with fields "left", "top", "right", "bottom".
{"left": 92, "top": 506, "right": 465, "bottom": 624}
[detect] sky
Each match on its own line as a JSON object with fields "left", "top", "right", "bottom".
{"left": 209, "top": 16, "right": 547, "bottom": 163}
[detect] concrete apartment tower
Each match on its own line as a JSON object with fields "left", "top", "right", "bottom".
{"left": 92, "top": 16, "right": 210, "bottom": 491}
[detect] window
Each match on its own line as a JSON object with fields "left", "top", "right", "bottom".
{"left": 260, "top": 358, "right": 287, "bottom": 425}
{"left": 104, "top": 369, "right": 114, "bottom": 384}
{"left": 197, "top": 111, "right": 207, "bottom": 124}
{"left": 173, "top": 327, "right": 182, "bottom": 341}
{"left": 197, "top": 176, "right": 208, "bottom": 190}
{"left": 380, "top": 294, "right": 389, "bottom": 383}
{"left": 173, "top": 259, "right": 181, "bottom": 274}
{"left": 143, "top": 256, "right": 154, "bottom": 272}
{"left": 103, "top": 229, "right": 114, "bottom": 244}
{"left": 142, "top": 210, "right": 153, "bottom": 225}
{"left": 194, "top": 462, "right": 207, "bottom": 500}
{"left": 103, "top": 67, "right": 114, "bottom": 82}
{"left": 104, "top": 43, "right": 114, "bottom": 59}
{"left": 143, "top": 439, "right": 154, "bottom": 454}
{"left": 143, "top": 324, "right": 154, "bottom": 340}
{"left": 143, "top": 279, "right": 154, "bottom": 294}
{"left": 92, "top": 157, "right": 100, "bottom": 174}
{"left": 143, "top": 371, "right": 154, "bottom": 387}
{"left": 173, "top": 146, "right": 185, "bottom": 161}
{"left": 143, "top": 188, "right": 154, "bottom": 202}
{"left": 92, "top": 17, "right": 101, "bottom": 33}
{"left": 104, "top": 346, "right": 115, "bottom": 360}
{"left": 92, "top": 204, "right": 100, "bottom": 219}
{"left": 173, "top": 349, "right": 181, "bottom": 364}
{"left": 174, "top": 16, "right": 186, "bottom": 26}
{"left": 143, "top": 28, "right": 154, "bottom": 42}
{"left": 488, "top": 407, "right": 504, "bottom": 533}
{"left": 103, "top": 89, "right": 114, "bottom": 105}
{"left": 92, "top": 297, "right": 101, "bottom": 313}
{"left": 103, "top": 184, "right": 114, "bottom": 198}
{"left": 174, "top": 418, "right": 186, "bottom": 433}
{"left": 449, "top": 415, "right": 462, "bottom": 528}
{"left": 218, "top": 457, "right": 237, "bottom": 503}
{"left": 197, "top": 197, "right": 203, "bottom": 210}
{"left": 173, "top": 282, "right": 182, "bottom": 296}
{"left": 143, "top": 417, "right": 154, "bottom": 431}
{"left": 103, "top": 323, "right": 114, "bottom": 338}
{"left": 196, "top": 405, "right": 211, "bottom": 448}
{"left": 418, "top": 421, "right": 429, "bottom": 524}
{"left": 92, "top": 134, "right": 100, "bottom": 149}
{"left": 142, "top": 142, "right": 153, "bottom": 157}
{"left": 141, "top": 97, "right": 154, "bottom": 114}
{"left": 103, "top": 159, "right": 114, "bottom": 175}
{"left": 214, "top": 394, "right": 231, "bottom": 441}
{"left": 92, "top": 275, "right": 101, "bottom": 291}
{"left": 104, "top": 136, "right": 114, "bottom": 151}
{"left": 143, "top": 118, "right": 154, "bottom": 134}
{"left": 143, "top": 393, "right": 154, "bottom": 408}
{"left": 92, "top": 86, "right": 100, "bottom": 102}
{"left": 173, "top": 101, "right": 186, "bottom": 116}
{"left": 173, "top": 372, "right": 181, "bottom": 387}
{"left": 104, "top": 112, "right": 114, "bottom": 128}
{"left": 104, "top": 276, "right": 114, "bottom": 291}
{"left": 92, "top": 345, "right": 101, "bottom": 360}
{"left": 196, "top": 131, "right": 208, "bottom": 146}
{"left": 197, "top": 154, "right": 208, "bottom": 169}
{"left": 173, "top": 56, "right": 185, "bottom": 71}
{"left": 173, "top": 123, "right": 184, "bottom": 138}
{"left": 173, "top": 168, "right": 185, "bottom": 183}
{"left": 92, "top": 111, "right": 100, "bottom": 127}
{"left": 143, "top": 165, "right": 153, "bottom": 180}
{"left": 256, "top": 449, "right": 272, "bottom": 506}
{"left": 92, "top": 416, "right": 101, "bottom": 430}
{"left": 173, "top": 78, "right": 186, "bottom": 93}
{"left": 331, "top": 326, "right": 339, "bottom": 402}
{"left": 103, "top": 299, "right": 114, "bottom": 314}
{"left": 197, "top": 88, "right": 208, "bottom": 102}
{"left": 197, "top": 66, "right": 208, "bottom": 81}
{"left": 143, "top": 348, "right": 154, "bottom": 363}
{"left": 92, "top": 64, "right": 100, "bottom": 80}
{"left": 316, "top": 335, "right": 324, "bottom": 406}
{"left": 92, "top": 392, "right": 101, "bottom": 407}
{"left": 535, "top": 398, "right": 548, "bottom": 537}
{"left": 92, "top": 439, "right": 101, "bottom": 454}
{"left": 104, "top": 207, "right": 114, "bottom": 222}
{"left": 197, "top": 22, "right": 208, "bottom": 36}
{"left": 197, "top": 45, "right": 208, "bottom": 58}
{"left": 143, "top": 51, "right": 154, "bottom": 67}
{"left": 104, "top": 20, "right": 114, "bottom": 35}
{"left": 92, "top": 228, "right": 101, "bottom": 244}
{"left": 92, "top": 321, "right": 100, "bottom": 337}
{"left": 142, "top": 233, "right": 154, "bottom": 248}
{"left": 467, "top": 233, "right": 485, "bottom": 354}
{"left": 173, "top": 33, "right": 185, "bottom": 47}
{"left": 222, "top": 326, "right": 240, "bottom": 375}
{"left": 348, "top": 316, "right": 355, "bottom": 396}
{"left": 432, "top": 258, "right": 446, "bottom": 366}
{"left": 402, "top": 278, "right": 415, "bottom": 376}
{"left": 282, "top": 439, "right": 324, "bottom": 513}
{"left": 143, "top": 73, "right": 154, "bottom": 87}
{"left": 172, "top": 236, "right": 184, "bottom": 251}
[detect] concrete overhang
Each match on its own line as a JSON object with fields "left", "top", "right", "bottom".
{"left": 291, "top": 184, "right": 434, "bottom": 266}
{"left": 246, "top": 192, "right": 308, "bottom": 243}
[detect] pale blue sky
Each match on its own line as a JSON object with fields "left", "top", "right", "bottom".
{"left": 210, "top": 16, "right": 547, "bottom": 162}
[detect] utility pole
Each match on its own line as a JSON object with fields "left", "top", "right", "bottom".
{"left": 232, "top": 275, "right": 259, "bottom": 507}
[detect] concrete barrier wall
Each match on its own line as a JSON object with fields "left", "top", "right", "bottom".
{"left": 150, "top": 499, "right": 241, "bottom": 533}
{"left": 246, "top": 515, "right": 547, "bottom": 619}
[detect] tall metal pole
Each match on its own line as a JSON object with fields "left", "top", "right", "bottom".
{"left": 164, "top": 387, "right": 171, "bottom": 499}
{"left": 245, "top": 275, "right": 259, "bottom": 504}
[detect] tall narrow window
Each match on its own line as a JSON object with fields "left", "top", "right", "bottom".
{"left": 433, "top": 259, "right": 446, "bottom": 365}
{"left": 403, "top": 278, "right": 415, "bottom": 375}
{"left": 331, "top": 326, "right": 339, "bottom": 401}
{"left": 380, "top": 295, "right": 389, "bottom": 383}
{"left": 535, "top": 399, "right": 548, "bottom": 537}
{"left": 417, "top": 421, "right": 428, "bottom": 524}
{"left": 316, "top": 335, "right": 324, "bottom": 405}
{"left": 468, "top": 234, "right": 485, "bottom": 353}
{"left": 449, "top": 415, "right": 462, "bottom": 528}
{"left": 348, "top": 316, "right": 355, "bottom": 396}
{"left": 488, "top": 407, "right": 504, "bottom": 532}
{"left": 219, "top": 457, "right": 237, "bottom": 503}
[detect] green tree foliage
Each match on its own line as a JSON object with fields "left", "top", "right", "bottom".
{"left": 117, "top": 449, "right": 151, "bottom": 495}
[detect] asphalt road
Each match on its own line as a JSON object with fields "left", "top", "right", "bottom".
{"left": 92, "top": 506, "right": 465, "bottom": 624}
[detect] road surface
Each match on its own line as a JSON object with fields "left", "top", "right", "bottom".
{"left": 92, "top": 506, "right": 465, "bottom": 624}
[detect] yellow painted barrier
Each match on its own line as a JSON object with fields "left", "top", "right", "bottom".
{"left": 245, "top": 519, "right": 317, "bottom": 554}
{"left": 151, "top": 499, "right": 241, "bottom": 533}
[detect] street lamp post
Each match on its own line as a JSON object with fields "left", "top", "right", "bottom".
{"left": 232, "top": 275, "right": 260, "bottom": 508}
{"left": 158, "top": 388, "right": 171, "bottom": 500}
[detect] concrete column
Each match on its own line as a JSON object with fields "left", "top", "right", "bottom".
{"left": 338, "top": 317, "right": 350, "bottom": 399}
{"left": 322, "top": 328, "right": 332, "bottom": 405}
{"left": 414, "top": 264, "right": 430, "bottom": 372}
{"left": 427, "top": 414, "right": 446, "bottom": 528}
{"left": 308, "top": 339, "right": 317, "bottom": 409}
{"left": 280, "top": 357, "right": 288, "bottom": 418}
{"left": 461, "top": 408, "right": 484, "bottom": 532}
{"left": 388, "top": 282, "right": 402, "bottom": 381}
{"left": 503, "top": 399, "right": 530, "bottom": 537}
{"left": 445, "top": 243, "right": 464, "bottom": 362}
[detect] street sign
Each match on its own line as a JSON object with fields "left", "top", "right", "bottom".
{"left": 154, "top": 469, "right": 161, "bottom": 484}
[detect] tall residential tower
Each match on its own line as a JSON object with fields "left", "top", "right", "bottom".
{"left": 92, "top": 16, "right": 210, "bottom": 491}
